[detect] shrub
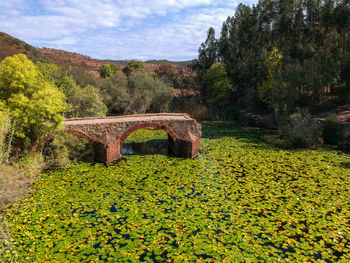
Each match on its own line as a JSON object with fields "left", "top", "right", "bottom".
{"left": 322, "top": 114, "right": 343, "bottom": 145}
{"left": 43, "top": 133, "right": 93, "bottom": 169}
{"left": 280, "top": 111, "right": 323, "bottom": 149}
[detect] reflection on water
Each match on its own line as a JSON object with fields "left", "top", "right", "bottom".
{"left": 121, "top": 139, "right": 168, "bottom": 155}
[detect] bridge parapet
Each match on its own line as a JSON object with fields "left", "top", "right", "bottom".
{"left": 64, "top": 113, "right": 201, "bottom": 163}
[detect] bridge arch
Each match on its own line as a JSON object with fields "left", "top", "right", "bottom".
{"left": 119, "top": 123, "right": 178, "bottom": 148}
{"left": 65, "top": 129, "right": 94, "bottom": 144}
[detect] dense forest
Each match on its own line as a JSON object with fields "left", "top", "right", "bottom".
{"left": 194, "top": 0, "right": 350, "bottom": 121}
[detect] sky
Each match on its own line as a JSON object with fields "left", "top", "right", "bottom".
{"left": 0, "top": 0, "right": 258, "bottom": 61}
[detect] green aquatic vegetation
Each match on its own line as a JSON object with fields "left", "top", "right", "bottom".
{"left": 124, "top": 128, "right": 168, "bottom": 143}
{"left": 1, "top": 122, "right": 350, "bottom": 262}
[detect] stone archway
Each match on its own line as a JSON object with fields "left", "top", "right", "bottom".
{"left": 119, "top": 123, "right": 178, "bottom": 157}
{"left": 65, "top": 129, "right": 94, "bottom": 144}
{"left": 63, "top": 113, "right": 201, "bottom": 163}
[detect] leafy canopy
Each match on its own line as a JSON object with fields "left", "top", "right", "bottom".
{"left": 37, "top": 62, "right": 107, "bottom": 118}
{"left": 203, "top": 62, "right": 233, "bottom": 106}
{"left": 122, "top": 60, "right": 145, "bottom": 75}
{"left": 0, "top": 54, "right": 66, "bottom": 148}
{"left": 99, "top": 64, "right": 120, "bottom": 78}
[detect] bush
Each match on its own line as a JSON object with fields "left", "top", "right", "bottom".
{"left": 43, "top": 133, "right": 93, "bottom": 169}
{"left": 322, "top": 114, "right": 343, "bottom": 145}
{"left": 280, "top": 111, "right": 323, "bottom": 149}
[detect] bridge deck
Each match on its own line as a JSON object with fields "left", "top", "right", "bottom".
{"left": 64, "top": 113, "right": 191, "bottom": 126}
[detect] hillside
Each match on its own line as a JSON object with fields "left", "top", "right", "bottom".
{"left": 0, "top": 32, "right": 194, "bottom": 78}
{"left": 0, "top": 32, "right": 50, "bottom": 63}
{"left": 41, "top": 48, "right": 194, "bottom": 77}
{"left": 40, "top": 48, "right": 108, "bottom": 77}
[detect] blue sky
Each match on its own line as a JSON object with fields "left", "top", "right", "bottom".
{"left": 0, "top": 0, "right": 258, "bottom": 61}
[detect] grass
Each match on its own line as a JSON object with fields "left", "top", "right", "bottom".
{"left": 1, "top": 122, "right": 350, "bottom": 262}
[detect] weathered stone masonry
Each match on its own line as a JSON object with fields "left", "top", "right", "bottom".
{"left": 63, "top": 113, "right": 202, "bottom": 163}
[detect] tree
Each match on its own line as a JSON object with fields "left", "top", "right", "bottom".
{"left": 99, "top": 64, "right": 120, "bottom": 78}
{"left": 258, "top": 48, "right": 288, "bottom": 125}
{"left": 37, "top": 62, "right": 108, "bottom": 118}
{"left": 0, "top": 54, "right": 66, "bottom": 149}
{"left": 67, "top": 85, "right": 107, "bottom": 118}
{"left": 37, "top": 62, "right": 79, "bottom": 98}
{"left": 196, "top": 0, "right": 350, "bottom": 116}
{"left": 122, "top": 60, "right": 146, "bottom": 75}
{"left": 195, "top": 27, "right": 218, "bottom": 74}
{"left": 98, "top": 71, "right": 129, "bottom": 114}
{"left": 125, "top": 72, "right": 173, "bottom": 114}
{"left": 203, "top": 63, "right": 233, "bottom": 107}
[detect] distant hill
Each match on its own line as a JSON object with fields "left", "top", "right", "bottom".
{"left": 145, "top": 59, "right": 194, "bottom": 67}
{"left": 40, "top": 48, "right": 110, "bottom": 77}
{"left": 0, "top": 32, "right": 50, "bottom": 62}
{"left": 0, "top": 32, "right": 194, "bottom": 78}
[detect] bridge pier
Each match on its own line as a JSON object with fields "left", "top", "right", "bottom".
{"left": 168, "top": 136, "right": 200, "bottom": 159}
{"left": 93, "top": 137, "right": 200, "bottom": 163}
{"left": 92, "top": 136, "right": 121, "bottom": 163}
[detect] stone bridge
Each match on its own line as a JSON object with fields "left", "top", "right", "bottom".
{"left": 63, "top": 113, "right": 201, "bottom": 163}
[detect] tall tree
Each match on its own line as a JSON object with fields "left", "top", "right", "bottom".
{"left": 0, "top": 54, "right": 66, "bottom": 149}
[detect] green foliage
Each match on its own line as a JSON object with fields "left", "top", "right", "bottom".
{"left": 99, "top": 64, "right": 120, "bottom": 78}
{"left": 0, "top": 54, "right": 66, "bottom": 148}
{"left": 122, "top": 60, "right": 146, "bottom": 75}
{"left": 258, "top": 48, "right": 288, "bottom": 114}
{"left": 99, "top": 71, "right": 129, "bottom": 114}
{"left": 126, "top": 71, "right": 173, "bottom": 114}
{"left": 195, "top": 27, "right": 217, "bottom": 74}
{"left": 97, "top": 69, "right": 173, "bottom": 115}
{"left": 322, "top": 114, "right": 343, "bottom": 145}
{"left": 196, "top": 0, "right": 350, "bottom": 115}
{"left": 203, "top": 62, "right": 233, "bottom": 106}
{"left": 2, "top": 122, "right": 350, "bottom": 262}
{"left": 37, "top": 62, "right": 79, "bottom": 98}
{"left": 280, "top": 111, "right": 323, "bottom": 149}
{"left": 124, "top": 128, "right": 168, "bottom": 143}
{"left": 171, "top": 97, "right": 209, "bottom": 120}
{"left": 43, "top": 133, "right": 93, "bottom": 169}
{"left": 67, "top": 85, "right": 107, "bottom": 118}
{"left": 36, "top": 62, "right": 107, "bottom": 118}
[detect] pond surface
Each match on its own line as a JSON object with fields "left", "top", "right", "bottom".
{"left": 122, "top": 140, "right": 168, "bottom": 156}
{"left": 1, "top": 122, "right": 350, "bottom": 262}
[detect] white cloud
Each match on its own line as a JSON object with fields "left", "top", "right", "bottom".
{"left": 0, "top": 0, "right": 258, "bottom": 60}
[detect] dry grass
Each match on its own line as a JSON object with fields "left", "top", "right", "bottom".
{"left": 0, "top": 153, "right": 44, "bottom": 211}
